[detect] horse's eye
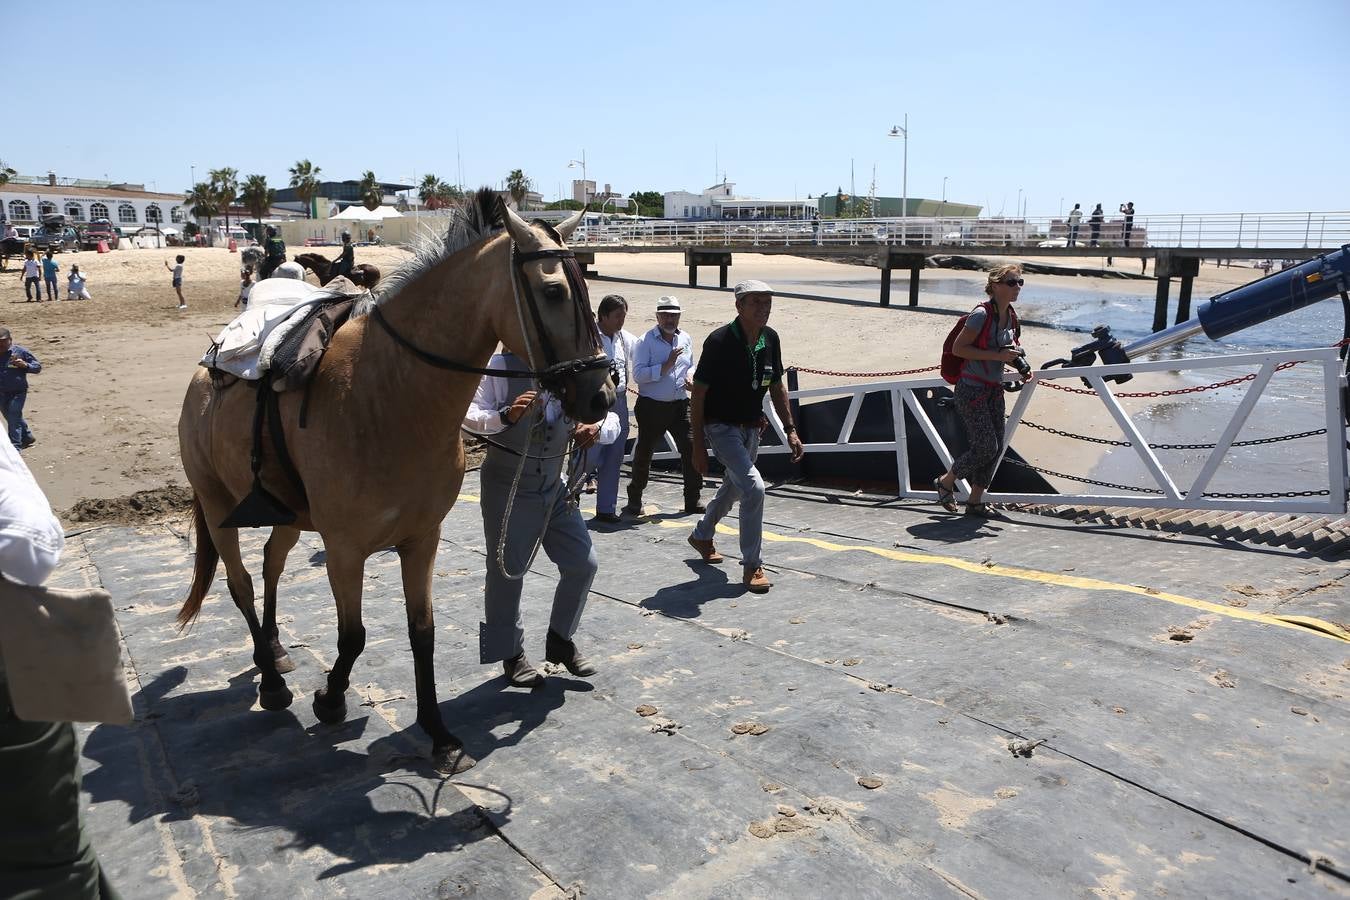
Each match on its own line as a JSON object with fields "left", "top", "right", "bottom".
{"left": 543, "top": 283, "right": 566, "bottom": 302}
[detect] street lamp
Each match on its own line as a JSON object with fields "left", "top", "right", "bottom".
{"left": 567, "top": 150, "right": 588, "bottom": 205}
{"left": 887, "top": 116, "right": 908, "bottom": 243}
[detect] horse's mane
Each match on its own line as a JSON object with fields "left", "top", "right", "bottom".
{"left": 350, "top": 187, "right": 503, "bottom": 319}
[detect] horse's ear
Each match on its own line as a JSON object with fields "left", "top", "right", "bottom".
{"left": 556, "top": 208, "right": 585, "bottom": 240}
{"left": 501, "top": 203, "right": 533, "bottom": 245}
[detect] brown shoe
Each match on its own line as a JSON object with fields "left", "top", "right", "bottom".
{"left": 743, "top": 566, "right": 771, "bottom": 593}
{"left": 687, "top": 534, "right": 723, "bottom": 564}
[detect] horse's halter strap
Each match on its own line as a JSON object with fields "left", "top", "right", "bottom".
{"left": 369, "top": 242, "right": 608, "bottom": 390}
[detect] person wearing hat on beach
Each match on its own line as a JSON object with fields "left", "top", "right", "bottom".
{"left": 687, "top": 280, "right": 804, "bottom": 593}
{"left": 0, "top": 328, "right": 41, "bottom": 451}
{"left": 259, "top": 225, "right": 286, "bottom": 280}
{"left": 625, "top": 296, "right": 702, "bottom": 517}
{"left": 332, "top": 231, "right": 355, "bottom": 281}
{"left": 463, "top": 353, "right": 621, "bottom": 687}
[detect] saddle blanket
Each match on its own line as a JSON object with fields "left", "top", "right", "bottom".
{"left": 203, "top": 280, "right": 334, "bottom": 379}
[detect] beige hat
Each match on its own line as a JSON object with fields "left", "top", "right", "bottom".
{"left": 656, "top": 296, "right": 682, "bottom": 313}
{"left": 733, "top": 279, "right": 773, "bottom": 299}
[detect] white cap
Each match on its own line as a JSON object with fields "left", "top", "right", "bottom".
{"left": 656, "top": 296, "right": 682, "bottom": 313}
{"left": 733, "top": 279, "right": 773, "bottom": 299}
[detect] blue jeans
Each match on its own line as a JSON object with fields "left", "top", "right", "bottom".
{"left": 24, "top": 277, "right": 40, "bottom": 301}
{"left": 586, "top": 394, "right": 629, "bottom": 515}
{"left": 43, "top": 277, "right": 57, "bottom": 300}
{"left": 0, "top": 391, "right": 33, "bottom": 448}
{"left": 692, "top": 423, "right": 764, "bottom": 570}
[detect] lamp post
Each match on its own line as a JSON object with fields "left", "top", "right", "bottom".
{"left": 940, "top": 175, "right": 948, "bottom": 217}
{"left": 887, "top": 116, "right": 907, "bottom": 244}
{"left": 567, "top": 150, "right": 588, "bottom": 205}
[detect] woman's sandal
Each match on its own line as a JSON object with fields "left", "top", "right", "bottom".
{"left": 965, "top": 502, "right": 1004, "bottom": 519}
{"left": 933, "top": 477, "right": 959, "bottom": 512}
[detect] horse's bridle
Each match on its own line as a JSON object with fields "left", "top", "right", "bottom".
{"left": 370, "top": 243, "right": 610, "bottom": 392}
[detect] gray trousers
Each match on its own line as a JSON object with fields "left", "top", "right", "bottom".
{"left": 479, "top": 465, "right": 597, "bottom": 663}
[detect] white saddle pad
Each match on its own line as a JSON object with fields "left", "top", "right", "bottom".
{"left": 203, "top": 289, "right": 329, "bottom": 379}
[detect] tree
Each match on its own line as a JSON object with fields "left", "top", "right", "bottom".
{"left": 241, "top": 174, "right": 275, "bottom": 228}
{"left": 184, "top": 182, "right": 219, "bottom": 225}
{"left": 0, "top": 159, "right": 15, "bottom": 189}
{"left": 418, "top": 174, "right": 466, "bottom": 211}
{"left": 505, "top": 169, "right": 532, "bottom": 210}
{"left": 209, "top": 167, "right": 239, "bottom": 230}
{"left": 288, "top": 159, "right": 321, "bottom": 219}
{"left": 629, "top": 190, "right": 664, "bottom": 217}
{"left": 359, "top": 170, "right": 381, "bottom": 211}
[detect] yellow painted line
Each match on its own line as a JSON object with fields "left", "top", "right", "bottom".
{"left": 452, "top": 492, "right": 1347, "bottom": 643}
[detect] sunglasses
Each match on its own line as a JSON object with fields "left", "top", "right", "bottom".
{"left": 1000, "top": 278, "right": 1025, "bottom": 287}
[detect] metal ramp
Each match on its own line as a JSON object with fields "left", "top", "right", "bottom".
{"left": 65, "top": 471, "right": 1349, "bottom": 898}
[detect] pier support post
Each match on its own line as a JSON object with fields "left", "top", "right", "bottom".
{"left": 1173, "top": 256, "right": 1200, "bottom": 324}
{"left": 684, "top": 250, "right": 732, "bottom": 290}
{"left": 877, "top": 250, "right": 927, "bottom": 308}
{"left": 1151, "top": 251, "right": 1172, "bottom": 333}
{"left": 574, "top": 251, "right": 595, "bottom": 278}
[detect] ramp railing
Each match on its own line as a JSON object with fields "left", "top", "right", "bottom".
{"left": 641, "top": 346, "right": 1348, "bottom": 514}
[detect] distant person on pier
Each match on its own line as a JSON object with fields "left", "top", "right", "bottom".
{"left": 933, "top": 264, "right": 1030, "bottom": 519}
{"left": 1119, "top": 202, "right": 1135, "bottom": 247}
{"left": 1088, "top": 204, "right": 1104, "bottom": 247}
{"left": 1066, "top": 203, "right": 1082, "bottom": 247}
{"left": 589, "top": 294, "right": 639, "bottom": 524}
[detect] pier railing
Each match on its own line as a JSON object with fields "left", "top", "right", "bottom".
{"left": 569, "top": 211, "right": 1350, "bottom": 252}
{"left": 643, "top": 346, "right": 1348, "bottom": 514}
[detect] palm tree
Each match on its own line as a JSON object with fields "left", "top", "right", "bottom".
{"left": 240, "top": 175, "right": 275, "bottom": 236}
{"left": 184, "top": 182, "right": 219, "bottom": 227}
{"left": 0, "top": 159, "right": 15, "bottom": 189}
{"left": 288, "top": 159, "right": 321, "bottom": 219}
{"left": 209, "top": 167, "right": 239, "bottom": 231}
{"left": 359, "top": 170, "right": 381, "bottom": 211}
{"left": 505, "top": 169, "right": 532, "bottom": 210}
{"left": 418, "top": 174, "right": 444, "bottom": 210}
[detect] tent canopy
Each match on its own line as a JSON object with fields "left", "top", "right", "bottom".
{"left": 330, "top": 205, "right": 404, "bottom": 221}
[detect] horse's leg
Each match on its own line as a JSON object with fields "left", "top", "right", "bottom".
{"left": 398, "top": 527, "right": 476, "bottom": 774}
{"left": 262, "top": 526, "right": 302, "bottom": 674}
{"left": 208, "top": 520, "right": 292, "bottom": 710}
{"left": 312, "top": 545, "right": 366, "bottom": 724}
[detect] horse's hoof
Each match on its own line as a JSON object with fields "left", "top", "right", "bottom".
{"left": 273, "top": 651, "right": 297, "bottom": 675}
{"left": 433, "top": 743, "right": 477, "bottom": 775}
{"left": 312, "top": 688, "right": 347, "bottom": 724}
{"left": 258, "top": 684, "right": 293, "bottom": 711}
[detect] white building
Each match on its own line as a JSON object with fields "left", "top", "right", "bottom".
{"left": 664, "top": 181, "right": 817, "bottom": 220}
{"left": 1, "top": 176, "right": 189, "bottom": 228}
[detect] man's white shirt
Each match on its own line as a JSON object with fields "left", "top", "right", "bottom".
{"left": 464, "top": 354, "right": 621, "bottom": 443}
{"left": 632, "top": 327, "right": 694, "bottom": 401}
{"left": 0, "top": 438, "right": 63, "bottom": 586}
{"left": 601, "top": 328, "right": 639, "bottom": 395}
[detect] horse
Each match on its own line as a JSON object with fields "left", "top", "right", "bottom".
{"left": 294, "top": 252, "right": 381, "bottom": 289}
{"left": 175, "top": 189, "right": 613, "bottom": 774}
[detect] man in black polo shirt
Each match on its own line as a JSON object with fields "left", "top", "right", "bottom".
{"left": 687, "top": 279, "right": 804, "bottom": 593}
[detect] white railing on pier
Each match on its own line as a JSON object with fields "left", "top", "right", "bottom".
{"left": 570, "top": 211, "right": 1350, "bottom": 252}
{"left": 644, "top": 346, "right": 1348, "bottom": 514}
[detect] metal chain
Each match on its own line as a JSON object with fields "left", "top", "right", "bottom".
{"left": 1003, "top": 457, "right": 1330, "bottom": 499}
{"left": 788, "top": 364, "right": 940, "bottom": 378}
{"left": 1002, "top": 457, "right": 1164, "bottom": 493}
{"left": 1020, "top": 419, "right": 1330, "bottom": 450}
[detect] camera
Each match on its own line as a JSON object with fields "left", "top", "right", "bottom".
{"left": 1003, "top": 345, "right": 1032, "bottom": 380}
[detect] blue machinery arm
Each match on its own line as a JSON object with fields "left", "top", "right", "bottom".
{"left": 1045, "top": 244, "right": 1350, "bottom": 382}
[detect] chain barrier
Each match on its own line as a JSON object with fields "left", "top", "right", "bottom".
{"left": 788, "top": 364, "right": 940, "bottom": 378}
{"left": 1002, "top": 457, "right": 1331, "bottom": 499}
{"left": 1038, "top": 359, "right": 1304, "bottom": 396}
{"left": 1020, "top": 419, "right": 1329, "bottom": 450}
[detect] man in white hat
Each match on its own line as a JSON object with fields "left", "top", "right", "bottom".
{"left": 687, "top": 279, "right": 804, "bottom": 593}
{"left": 625, "top": 295, "right": 703, "bottom": 516}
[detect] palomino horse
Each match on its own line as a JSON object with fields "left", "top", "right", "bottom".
{"left": 176, "top": 190, "right": 613, "bottom": 773}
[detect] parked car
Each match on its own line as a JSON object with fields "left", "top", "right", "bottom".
{"left": 80, "top": 219, "right": 120, "bottom": 250}
{"left": 31, "top": 222, "right": 81, "bottom": 253}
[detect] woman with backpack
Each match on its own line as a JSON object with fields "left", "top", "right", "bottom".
{"left": 933, "top": 263, "right": 1030, "bottom": 518}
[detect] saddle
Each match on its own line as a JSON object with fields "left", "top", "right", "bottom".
{"left": 205, "top": 282, "right": 363, "bottom": 529}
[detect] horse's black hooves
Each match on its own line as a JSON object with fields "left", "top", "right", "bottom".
{"left": 433, "top": 744, "right": 477, "bottom": 775}
{"left": 312, "top": 688, "right": 347, "bottom": 724}
{"left": 273, "top": 651, "right": 297, "bottom": 675}
{"left": 258, "top": 684, "right": 293, "bottom": 711}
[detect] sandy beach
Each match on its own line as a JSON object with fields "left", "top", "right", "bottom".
{"left": 0, "top": 242, "right": 1271, "bottom": 520}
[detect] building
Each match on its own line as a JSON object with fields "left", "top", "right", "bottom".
{"left": 816, "top": 194, "right": 982, "bottom": 218}
{"left": 664, "top": 181, "right": 819, "bottom": 220}
{"left": 1, "top": 174, "right": 190, "bottom": 228}
{"left": 273, "top": 179, "right": 414, "bottom": 217}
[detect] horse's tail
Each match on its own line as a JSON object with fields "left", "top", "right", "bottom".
{"left": 177, "top": 494, "right": 218, "bottom": 630}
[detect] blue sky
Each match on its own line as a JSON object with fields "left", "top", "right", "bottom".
{"left": 9, "top": 0, "right": 1349, "bottom": 215}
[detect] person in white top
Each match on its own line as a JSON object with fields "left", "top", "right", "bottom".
{"left": 625, "top": 296, "right": 702, "bottom": 516}
{"left": 0, "top": 439, "right": 120, "bottom": 897}
{"left": 22, "top": 252, "right": 42, "bottom": 303}
{"left": 463, "top": 353, "right": 621, "bottom": 687}
{"left": 66, "top": 265, "right": 91, "bottom": 301}
{"left": 588, "top": 294, "right": 639, "bottom": 523}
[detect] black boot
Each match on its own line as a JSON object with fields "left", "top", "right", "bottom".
{"left": 503, "top": 651, "right": 544, "bottom": 688}
{"left": 545, "top": 629, "right": 597, "bottom": 677}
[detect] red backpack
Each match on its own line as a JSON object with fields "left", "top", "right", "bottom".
{"left": 940, "top": 301, "right": 1019, "bottom": 385}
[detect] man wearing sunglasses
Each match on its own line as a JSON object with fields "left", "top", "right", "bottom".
{"left": 933, "top": 264, "right": 1028, "bottom": 518}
